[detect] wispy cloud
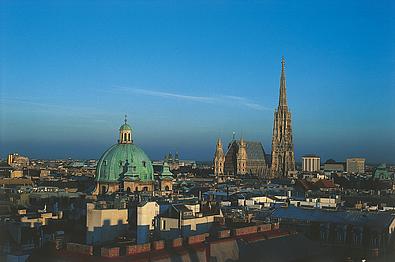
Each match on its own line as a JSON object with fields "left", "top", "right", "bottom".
{"left": 0, "top": 97, "right": 116, "bottom": 122}
{"left": 129, "top": 88, "right": 216, "bottom": 103}
{"left": 113, "top": 86, "right": 270, "bottom": 111}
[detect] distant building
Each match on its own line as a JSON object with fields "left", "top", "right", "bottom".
{"left": 372, "top": 164, "right": 392, "bottom": 181}
{"left": 159, "top": 162, "right": 174, "bottom": 193}
{"left": 164, "top": 152, "right": 180, "bottom": 170}
{"left": 7, "top": 153, "right": 29, "bottom": 168}
{"left": 0, "top": 163, "right": 14, "bottom": 177}
{"left": 163, "top": 152, "right": 196, "bottom": 171}
{"left": 323, "top": 159, "right": 345, "bottom": 173}
{"left": 271, "top": 57, "right": 296, "bottom": 178}
{"left": 220, "top": 138, "right": 268, "bottom": 176}
{"left": 302, "top": 155, "right": 320, "bottom": 172}
{"left": 346, "top": 158, "right": 365, "bottom": 174}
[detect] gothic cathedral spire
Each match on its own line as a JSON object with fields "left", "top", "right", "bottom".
{"left": 271, "top": 57, "right": 296, "bottom": 177}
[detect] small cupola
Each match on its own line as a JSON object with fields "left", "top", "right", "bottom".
{"left": 119, "top": 115, "right": 133, "bottom": 144}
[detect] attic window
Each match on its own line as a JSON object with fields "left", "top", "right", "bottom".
{"left": 104, "top": 160, "right": 107, "bottom": 166}
{"left": 142, "top": 161, "right": 146, "bottom": 167}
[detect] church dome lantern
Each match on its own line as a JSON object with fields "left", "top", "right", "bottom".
{"left": 119, "top": 115, "right": 133, "bottom": 144}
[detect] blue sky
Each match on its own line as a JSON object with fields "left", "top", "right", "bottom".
{"left": 1, "top": 1, "right": 394, "bottom": 163}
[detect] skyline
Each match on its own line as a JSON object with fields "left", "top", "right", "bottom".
{"left": 1, "top": 1, "right": 394, "bottom": 163}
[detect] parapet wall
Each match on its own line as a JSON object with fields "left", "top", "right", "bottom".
{"left": 65, "top": 222, "right": 285, "bottom": 260}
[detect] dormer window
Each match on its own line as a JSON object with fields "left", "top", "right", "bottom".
{"left": 142, "top": 161, "right": 146, "bottom": 167}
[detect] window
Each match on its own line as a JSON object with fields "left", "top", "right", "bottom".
{"left": 142, "top": 161, "right": 146, "bottom": 167}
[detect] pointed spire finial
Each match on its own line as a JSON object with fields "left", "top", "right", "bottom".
{"left": 279, "top": 56, "right": 288, "bottom": 107}
{"left": 124, "top": 114, "right": 127, "bottom": 124}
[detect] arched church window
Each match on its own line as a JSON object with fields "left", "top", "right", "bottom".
{"left": 165, "top": 185, "right": 170, "bottom": 191}
{"left": 135, "top": 187, "right": 138, "bottom": 192}
{"left": 126, "top": 187, "right": 131, "bottom": 193}
{"left": 128, "top": 133, "right": 131, "bottom": 141}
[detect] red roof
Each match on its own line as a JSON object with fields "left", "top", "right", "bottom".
{"left": 314, "top": 179, "right": 336, "bottom": 189}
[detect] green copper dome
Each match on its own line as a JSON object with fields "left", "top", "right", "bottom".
{"left": 95, "top": 143, "right": 154, "bottom": 183}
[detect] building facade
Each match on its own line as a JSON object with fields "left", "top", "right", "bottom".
{"left": 346, "top": 158, "right": 365, "bottom": 174}
{"left": 7, "top": 153, "right": 29, "bottom": 168}
{"left": 302, "top": 155, "right": 321, "bottom": 172}
{"left": 271, "top": 57, "right": 296, "bottom": 177}
{"left": 221, "top": 139, "right": 268, "bottom": 177}
{"left": 86, "top": 202, "right": 129, "bottom": 245}
{"left": 159, "top": 162, "right": 174, "bottom": 193}
{"left": 155, "top": 203, "right": 223, "bottom": 240}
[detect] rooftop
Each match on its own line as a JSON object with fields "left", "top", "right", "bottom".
{"left": 272, "top": 206, "right": 395, "bottom": 229}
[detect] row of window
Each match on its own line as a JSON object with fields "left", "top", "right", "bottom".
{"left": 102, "top": 160, "right": 147, "bottom": 167}
{"left": 122, "top": 132, "right": 132, "bottom": 141}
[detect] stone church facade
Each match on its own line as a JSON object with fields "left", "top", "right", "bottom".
{"left": 214, "top": 138, "right": 268, "bottom": 180}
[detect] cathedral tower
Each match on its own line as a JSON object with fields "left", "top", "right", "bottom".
{"left": 271, "top": 57, "right": 296, "bottom": 177}
{"left": 236, "top": 138, "right": 247, "bottom": 175}
{"left": 213, "top": 138, "right": 225, "bottom": 178}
